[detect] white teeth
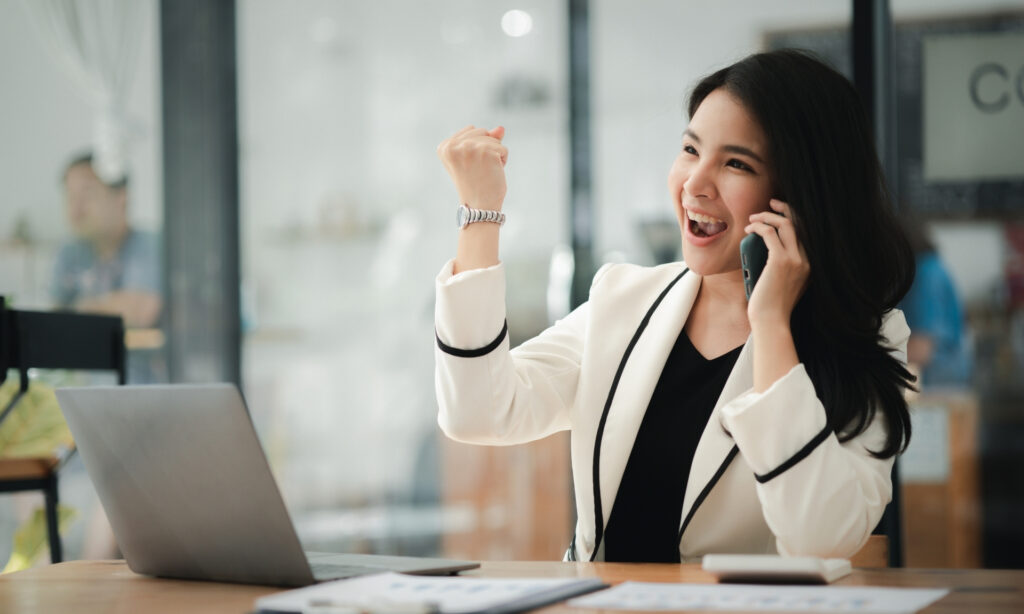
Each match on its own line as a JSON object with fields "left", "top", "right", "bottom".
{"left": 686, "top": 209, "right": 724, "bottom": 224}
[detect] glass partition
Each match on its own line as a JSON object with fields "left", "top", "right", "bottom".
{"left": 238, "top": 0, "right": 569, "bottom": 557}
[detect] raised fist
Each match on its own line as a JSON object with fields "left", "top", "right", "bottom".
{"left": 437, "top": 125, "right": 508, "bottom": 211}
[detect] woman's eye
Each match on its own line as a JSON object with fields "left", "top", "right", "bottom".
{"left": 682, "top": 144, "right": 698, "bottom": 155}
{"left": 727, "top": 159, "right": 754, "bottom": 172}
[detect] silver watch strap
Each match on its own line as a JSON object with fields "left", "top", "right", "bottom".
{"left": 472, "top": 208, "right": 504, "bottom": 225}
{"left": 462, "top": 205, "right": 506, "bottom": 227}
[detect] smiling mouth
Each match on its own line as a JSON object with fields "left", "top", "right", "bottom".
{"left": 686, "top": 209, "right": 728, "bottom": 238}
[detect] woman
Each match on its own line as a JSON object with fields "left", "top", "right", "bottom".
{"left": 433, "top": 49, "right": 915, "bottom": 563}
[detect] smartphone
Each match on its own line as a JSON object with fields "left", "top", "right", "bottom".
{"left": 740, "top": 233, "right": 768, "bottom": 301}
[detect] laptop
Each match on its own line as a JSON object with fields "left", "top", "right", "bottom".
{"left": 55, "top": 384, "right": 479, "bottom": 586}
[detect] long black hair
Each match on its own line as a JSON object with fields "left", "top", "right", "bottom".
{"left": 689, "top": 49, "right": 915, "bottom": 458}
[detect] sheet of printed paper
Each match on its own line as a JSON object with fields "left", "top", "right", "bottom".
{"left": 568, "top": 582, "right": 949, "bottom": 613}
{"left": 255, "top": 571, "right": 604, "bottom": 614}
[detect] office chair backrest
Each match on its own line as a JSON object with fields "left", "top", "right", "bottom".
{"left": 0, "top": 297, "right": 126, "bottom": 387}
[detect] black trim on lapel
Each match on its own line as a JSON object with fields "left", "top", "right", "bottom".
{"left": 677, "top": 444, "right": 740, "bottom": 545}
{"left": 435, "top": 320, "right": 508, "bottom": 357}
{"left": 754, "top": 424, "right": 833, "bottom": 483}
{"left": 589, "top": 268, "right": 688, "bottom": 562}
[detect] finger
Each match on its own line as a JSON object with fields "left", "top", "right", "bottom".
{"left": 438, "top": 126, "right": 482, "bottom": 157}
{"left": 770, "top": 201, "right": 798, "bottom": 253}
{"left": 744, "top": 222, "right": 785, "bottom": 254}
{"left": 443, "top": 134, "right": 497, "bottom": 162}
{"left": 478, "top": 143, "right": 508, "bottom": 166}
{"left": 769, "top": 198, "right": 791, "bottom": 217}
{"left": 462, "top": 128, "right": 490, "bottom": 140}
{"left": 487, "top": 125, "right": 505, "bottom": 141}
{"left": 747, "top": 212, "right": 786, "bottom": 239}
{"left": 453, "top": 128, "right": 489, "bottom": 144}
{"left": 436, "top": 137, "right": 456, "bottom": 162}
{"left": 774, "top": 218, "right": 800, "bottom": 253}
{"left": 749, "top": 211, "right": 797, "bottom": 250}
{"left": 452, "top": 124, "right": 478, "bottom": 138}
{"left": 748, "top": 211, "right": 787, "bottom": 227}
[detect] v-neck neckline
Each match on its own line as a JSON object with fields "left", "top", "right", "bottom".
{"left": 683, "top": 331, "right": 745, "bottom": 363}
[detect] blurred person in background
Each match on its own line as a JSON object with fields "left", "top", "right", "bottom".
{"left": 52, "top": 152, "right": 163, "bottom": 383}
{"left": 900, "top": 216, "right": 972, "bottom": 388}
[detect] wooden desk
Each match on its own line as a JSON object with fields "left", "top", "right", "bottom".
{"left": 1, "top": 560, "right": 1022, "bottom": 613}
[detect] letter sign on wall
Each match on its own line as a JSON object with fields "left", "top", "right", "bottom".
{"left": 924, "top": 32, "right": 1024, "bottom": 182}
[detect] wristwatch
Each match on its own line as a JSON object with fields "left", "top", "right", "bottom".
{"left": 456, "top": 204, "right": 506, "bottom": 229}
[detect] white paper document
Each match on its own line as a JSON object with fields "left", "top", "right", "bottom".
{"left": 254, "top": 571, "right": 606, "bottom": 614}
{"left": 568, "top": 582, "right": 949, "bottom": 613}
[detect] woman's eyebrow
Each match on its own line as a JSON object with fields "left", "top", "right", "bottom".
{"left": 723, "top": 144, "right": 765, "bottom": 164}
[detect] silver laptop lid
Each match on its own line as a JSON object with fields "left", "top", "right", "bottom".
{"left": 56, "top": 384, "right": 315, "bottom": 586}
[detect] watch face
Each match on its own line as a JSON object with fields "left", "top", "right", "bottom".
{"left": 456, "top": 204, "right": 469, "bottom": 228}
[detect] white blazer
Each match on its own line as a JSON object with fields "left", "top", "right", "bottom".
{"left": 434, "top": 259, "right": 909, "bottom": 563}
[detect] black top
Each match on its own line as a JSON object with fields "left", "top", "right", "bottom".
{"left": 603, "top": 330, "right": 743, "bottom": 563}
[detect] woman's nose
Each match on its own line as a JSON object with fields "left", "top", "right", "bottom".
{"left": 683, "top": 161, "right": 717, "bottom": 200}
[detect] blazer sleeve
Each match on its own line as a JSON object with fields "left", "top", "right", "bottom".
{"left": 434, "top": 259, "right": 607, "bottom": 445}
{"left": 717, "top": 309, "right": 911, "bottom": 558}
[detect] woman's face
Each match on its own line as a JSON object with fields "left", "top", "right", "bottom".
{"left": 668, "top": 88, "right": 775, "bottom": 276}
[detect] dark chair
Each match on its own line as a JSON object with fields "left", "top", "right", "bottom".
{"left": 873, "top": 458, "right": 903, "bottom": 567}
{"left": 0, "top": 296, "right": 125, "bottom": 563}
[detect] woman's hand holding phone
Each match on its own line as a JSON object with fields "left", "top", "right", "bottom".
{"left": 743, "top": 199, "right": 811, "bottom": 329}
